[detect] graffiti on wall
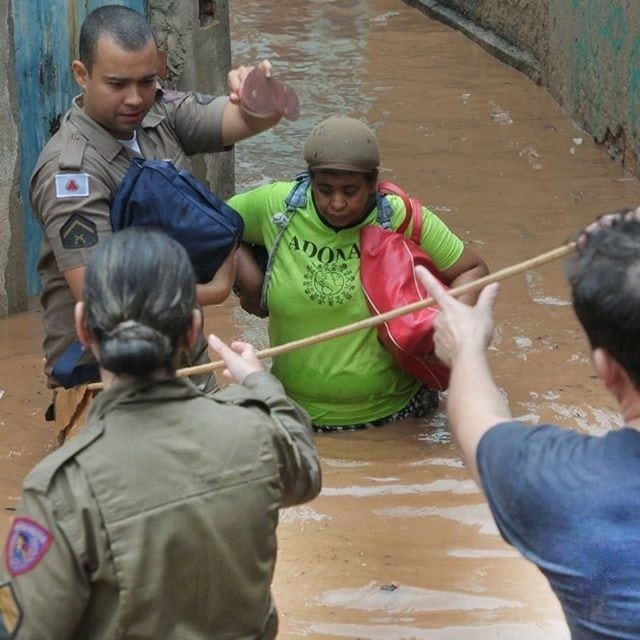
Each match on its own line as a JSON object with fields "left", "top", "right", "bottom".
{"left": 569, "top": 0, "right": 639, "bottom": 155}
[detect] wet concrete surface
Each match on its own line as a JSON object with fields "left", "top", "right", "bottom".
{"left": 3, "top": 0, "right": 640, "bottom": 637}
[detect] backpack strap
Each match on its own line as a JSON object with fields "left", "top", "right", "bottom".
{"left": 259, "top": 172, "right": 311, "bottom": 312}
{"left": 284, "top": 172, "right": 310, "bottom": 210}
{"left": 377, "top": 181, "right": 423, "bottom": 243}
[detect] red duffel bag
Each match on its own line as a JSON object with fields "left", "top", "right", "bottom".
{"left": 360, "top": 182, "right": 450, "bottom": 391}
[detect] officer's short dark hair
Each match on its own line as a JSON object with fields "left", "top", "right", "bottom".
{"left": 566, "top": 212, "right": 640, "bottom": 388}
{"left": 79, "top": 4, "right": 156, "bottom": 73}
{"left": 83, "top": 228, "right": 196, "bottom": 377}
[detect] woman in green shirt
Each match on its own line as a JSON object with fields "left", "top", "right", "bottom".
{"left": 230, "top": 115, "right": 488, "bottom": 431}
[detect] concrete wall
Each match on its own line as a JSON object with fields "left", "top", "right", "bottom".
{"left": 0, "top": 0, "right": 26, "bottom": 316}
{"left": 548, "top": 2, "right": 640, "bottom": 173}
{"left": 148, "top": 0, "right": 235, "bottom": 198}
{"left": 443, "top": 0, "right": 548, "bottom": 65}
{"left": 405, "top": 0, "right": 640, "bottom": 176}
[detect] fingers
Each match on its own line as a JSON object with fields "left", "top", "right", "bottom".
{"left": 229, "top": 62, "right": 272, "bottom": 89}
{"left": 227, "top": 65, "right": 250, "bottom": 101}
{"left": 207, "top": 334, "right": 234, "bottom": 380}
{"left": 229, "top": 340, "right": 257, "bottom": 358}
{"left": 257, "top": 59, "right": 273, "bottom": 77}
{"left": 208, "top": 335, "right": 263, "bottom": 383}
{"left": 578, "top": 214, "right": 617, "bottom": 249}
{"left": 476, "top": 282, "right": 500, "bottom": 314}
{"left": 414, "top": 266, "right": 450, "bottom": 307}
{"left": 416, "top": 265, "right": 498, "bottom": 314}
{"left": 207, "top": 333, "right": 232, "bottom": 357}
{"left": 578, "top": 207, "right": 640, "bottom": 248}
{"left": 208, "top": 335, "right": 255, "bottom": 359}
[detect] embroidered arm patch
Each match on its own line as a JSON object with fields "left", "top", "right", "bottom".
{"left": 55, "top": 173, "right": 89, "bottom": 198}
{"left": 0, "top": 583, "right": 22, "bottom": 638}
{"left": 60, "top": 213, "right": 98, "bottom": 249}
{"left": 4, "top": 517, "right": 53, "bottom": 577}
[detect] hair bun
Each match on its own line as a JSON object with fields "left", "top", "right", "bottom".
{"left": 100, "top": 320, "right": 173, "bottom": 375}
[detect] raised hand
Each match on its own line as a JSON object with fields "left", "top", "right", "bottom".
{"left": 414, "top": 266, "right": 499, "bottom": 367}
{"left": 207, "top": 334, "right": 263, "bottom": 383}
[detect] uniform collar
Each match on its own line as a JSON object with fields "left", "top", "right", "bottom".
{"left": 67, "top": 95, "right": 165, "bottom": 162}
{"left": 89, "top": 376, "right": 204, "bottom": 421}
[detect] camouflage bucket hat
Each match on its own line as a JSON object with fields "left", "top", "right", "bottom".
{"left": 303, "top": 115, "right": 380, "bottom": 173}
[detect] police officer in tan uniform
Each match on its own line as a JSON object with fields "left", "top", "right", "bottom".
{"left": 29, "top": 4, "right": 287, "bottom": 441}
{"left": 0, "top": 228, "right": 321, "bottom": 639}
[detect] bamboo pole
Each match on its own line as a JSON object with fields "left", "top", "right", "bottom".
{"left": 87, "top": 241, "right": 576, "bottom": 391}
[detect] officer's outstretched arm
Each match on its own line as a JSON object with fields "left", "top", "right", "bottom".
{"left": 207, "top": 334, "right": 321, "bottom": 507}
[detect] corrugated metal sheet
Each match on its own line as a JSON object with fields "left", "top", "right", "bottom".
{"left": 12, "top": 0, "right": 145, "bottom": 296}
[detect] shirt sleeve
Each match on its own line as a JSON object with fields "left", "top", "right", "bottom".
{"left": 161, "top": 93, "right": 229, "bottom": 155}
{"left": 387, "top": 196, "right": 464, "bottom": 271}
{"left": 476, "top": 421, "right": 588, "bottom": 564}
{"left": 0, "top": 487, "right": 90, "bottom": 639}
{"left": 419, "top": 206, "right": 465, "bottom": 271}
{"left": 241, "top": 371, "right": 322, "bottom": 507}
{"left": 30, "top": 159, "right": 113, "bottom": 272}
{"left": 227, "top": 182, "right": 293, "bottom": 246}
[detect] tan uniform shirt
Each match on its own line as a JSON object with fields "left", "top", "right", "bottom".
{"left": 0, "top": 372, "right": 321, "bottom": 639}
{"left": 29, "top": 91, "right": 229, "bottom": 388}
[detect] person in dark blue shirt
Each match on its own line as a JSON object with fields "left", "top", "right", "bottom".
{"left": 415, "top": 209, "right": 640, "bottom": 640}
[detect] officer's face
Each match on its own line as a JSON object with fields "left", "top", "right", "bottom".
{"left": 311, "top": 172, "right": 377, "bottom": 229}
{"left": 72, "top": 36, "right": 158, "bottom": 139}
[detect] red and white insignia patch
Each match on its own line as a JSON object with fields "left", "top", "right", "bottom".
{"left": 4, "top": 517, "right": 53, "bottom": 577}
{"left": 55, "top": 173, "right": 90, "bottom": 198}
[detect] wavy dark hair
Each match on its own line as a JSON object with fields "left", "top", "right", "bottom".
{"left": 83, "top": 228, "right": 196, "bottom": 377}
{"left": 79, "top": 4, "right": 156, "bottom": 72}
{"left": 566, "top": 211, "right": 640, "bottom": 388}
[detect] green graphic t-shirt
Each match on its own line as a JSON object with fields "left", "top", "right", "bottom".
{"left": 228, "top": 181, "right": 463, "bottom": 426}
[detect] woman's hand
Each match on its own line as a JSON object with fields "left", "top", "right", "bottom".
{"left": 207, "top": 334, "right": 263, "bottom": 384}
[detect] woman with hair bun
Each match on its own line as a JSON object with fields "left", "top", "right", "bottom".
{"left": 0, "top": 227, "right": 320, "bottom": 639}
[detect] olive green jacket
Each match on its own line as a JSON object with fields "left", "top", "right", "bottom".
{"left": 0, "top": 372, "right": 320, "bottom": 639}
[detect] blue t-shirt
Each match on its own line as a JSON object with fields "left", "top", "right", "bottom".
{"left": 477, "top": 422, "right": 640, "bottom": 639}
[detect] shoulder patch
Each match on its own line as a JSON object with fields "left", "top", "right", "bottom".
{"left": 5, "top": 518, "right": 53, "bottom": 577}
{"left": 55, "top": 173, "right": 89, "bottom": 198}
{"left": 161, "top": 89, "right": 186, "bottom": 103}
{"left": 60, "top": 213, "right": 98, "bottom": 250}
{"left": 0, "top": 582, "right": 22, "bottom": 637}
{"left": 194, "top": 92, "right": 214, "bottom": 105}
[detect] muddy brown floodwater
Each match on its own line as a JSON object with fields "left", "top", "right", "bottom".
{"left": 2, "top": 0, "right": 640, "bottom": 637}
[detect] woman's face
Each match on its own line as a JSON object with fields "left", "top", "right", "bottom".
{"left": 311, "top": 171, "right": 376, "bottom": 228}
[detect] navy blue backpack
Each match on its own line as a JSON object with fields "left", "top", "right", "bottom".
{"left": 110, "top": 158, "right": 244, "bottom": 283}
